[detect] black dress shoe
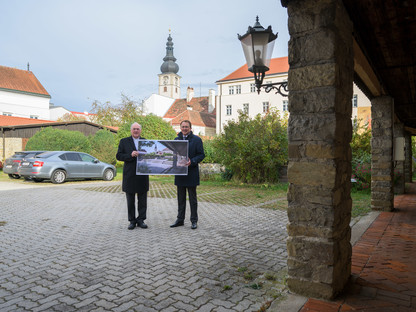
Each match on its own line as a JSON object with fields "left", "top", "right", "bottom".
{"left": 170, "top": 220, "right": 184, "bottom": 228}
{"left": 191, "top": 222, "right": 197, "bottom": 230}
{"left": 137, "top": 221, "right": 148, "bottom": 229}
{"left": 128, "top": 222, "right": 136, "bottom": 230}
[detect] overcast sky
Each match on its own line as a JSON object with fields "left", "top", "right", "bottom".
{"left": 1, "top": 0, "right": 289, "bottom": 113}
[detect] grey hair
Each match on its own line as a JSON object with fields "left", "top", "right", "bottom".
{"left": 131, "top": 122, "right": 142, "bottom": 130}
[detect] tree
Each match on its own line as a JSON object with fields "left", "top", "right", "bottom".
{"left": 57, "top": 113, "right": 86, "bottom": 122}
{"left": 117, "top": 114, "right": 177, "bottom": 142}
{"left": 89, "top": 93, "right": 142, "bottom": 127}
{"left": 213, "top": 109, "right": 288, "bottom": 183}
{"left": 25, "top": 127, "right": 91, "bottom": 153}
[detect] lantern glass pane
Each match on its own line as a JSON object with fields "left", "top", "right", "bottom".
{"left": 240, "top": 34, "right": 255, "bottom": 69}
{"left": 263, "top": 40, "right": 275, "bottom": 68}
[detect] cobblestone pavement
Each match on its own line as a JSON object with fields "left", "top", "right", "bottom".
{"left": 0, "top": 181, "right": 288, "bottom": 311}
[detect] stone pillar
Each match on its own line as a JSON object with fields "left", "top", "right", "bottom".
{"left": 404, "top": 133, "right": 412, "bottom": 183}
{"left": 285, "top": 0, "right": 353, "bottom": 299}
{"left": 394, "top": 123, "right": 405, "bottom": 194}
{"left": 371, "top": 96, "right": 394, "bottom": 210}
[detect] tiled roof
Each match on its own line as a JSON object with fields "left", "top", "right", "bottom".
{"left": 170, "top": 110, "right": 216, "bottom": 128}
{"left": 105, "top": 125, "right": 119, "bottom": 131}
{"left": 71, "top": 111, "right": 96, "bottom": 116}
{"left": 0, "top": 65, "right": 50, "bottom": 97}
{"left": 164, "top": 96, "right": 212, "bottom": 119}
{"left": 216, "top": 56, "right": 289, "bottom": 82}
{"left": 0, "top": 115, "right": 53, "bottom": 126}
{"left": 0, "top": 115, "right": 118, "bottom": 132}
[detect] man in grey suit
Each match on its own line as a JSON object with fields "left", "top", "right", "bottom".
{"left": 116, "top": 122, "right": 149, "bottom": 230}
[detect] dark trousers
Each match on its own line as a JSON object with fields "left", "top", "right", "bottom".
{"left": 126, "top": 192, "right": 147, "bottom": 223}
{"left": 177, "top": 186, "right": 198, "bottom": 222}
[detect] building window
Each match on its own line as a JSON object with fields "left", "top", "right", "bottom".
{"left": 2, "top": 112, "right": 12, "bottom": 116}
{"left": 236, "top": 85, "right": 241, "bottom": 94}
{"left": 226, "top": 105, "right": 232, "bottom": 116}
{"left": 228, "top": 86, "right": 234, "bottom": 95}
{"left": 175, "top": 87, "right": 178, "bottom": 93}
{"left": 282, "top": 100, "right": 288, "bottom": 112}
{"left": 30, "top": 115, "right": 39, "bottom": 119}
{"left": 243, "top": 103, "right": 249, "bottom": 114}
{"left": 164, "top": 86, "right": 167, "bottom": 92}
{"left": 263, "top": 102, "right": 269, "bottom": 113}
{"left": 352, "top": 94, "right": 358, "bottom": 108}
{"left": 250, "top": 83, "right": 256, "bottom": 93}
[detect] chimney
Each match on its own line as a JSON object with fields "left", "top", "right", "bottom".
{"left": 186, "top": 87, "right": 194, "bottom": 103}
{"left": 208, "top": 89, "right": 215, "bottom": 113}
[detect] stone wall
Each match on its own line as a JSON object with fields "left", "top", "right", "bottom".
{"left": 1, "top": 138, "right": 24, "bottom": 161}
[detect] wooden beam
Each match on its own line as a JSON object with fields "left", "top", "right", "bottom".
{"left": 353, "top": 38, "right": 384, "bottom": 97}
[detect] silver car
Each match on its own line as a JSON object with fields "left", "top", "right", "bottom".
{"left": 3, "top": 151, "right": 46, "bottom": 179}
{"left": 18, "top": 151, "right": 116, "bottom": 184}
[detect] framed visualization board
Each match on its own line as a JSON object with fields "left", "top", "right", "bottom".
{"left": 136, "top": 140, "right": 188, "bottom": 175}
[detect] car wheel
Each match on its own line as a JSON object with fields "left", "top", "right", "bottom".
{"left": 51, "top": 169, "right": 66, "bottom": 184}
{"left": 33, "top": 178, "right": 44, "bottom": 183}
{"left": 103, "top": 168, "right": 114, "bottom": 181}
{"left": 8, "top": 174, "right": 20, "bottom": 179}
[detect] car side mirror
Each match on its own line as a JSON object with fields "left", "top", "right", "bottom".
{"left": 94, "top": 159, "right": 99, "bottom": 163}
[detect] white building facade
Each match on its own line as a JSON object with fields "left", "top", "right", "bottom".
{"left": 0, "top": 66, "right": 51, "bottom": 120}
{"left": 216, "top": 57, "right": 289, "bottom": 134}
{"left": 216, "top": 56, "right": 371, "bottom": 133}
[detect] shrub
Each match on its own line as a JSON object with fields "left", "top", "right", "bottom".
{"left": 351, "top": 118, "right": 371, "bottom": 160}
{"left": 25, "top": 127, "right": 91, "bottom": 153}
{"left": 352, "top": 156, "right": 371, "bottom": 191}
{"left": 201, "top": 139, "right": 219, "bottom": 163}
{"left": 351, "top": 119, "right": 372, "bottom": 191}
{"left": 89, "top": 129, "right": 117, "bottom": 164}
{"left": 213, "top": 109, "right": 288, "bottom": 183}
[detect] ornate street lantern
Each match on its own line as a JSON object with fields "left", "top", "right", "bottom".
{"left": 238, "top": 16, "right": 288, "bottom": 96}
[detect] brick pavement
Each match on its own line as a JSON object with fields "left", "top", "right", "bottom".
{"left": 0, "top": 181, "right": 288, "bottom": 312}
{"left": 299, "top": 187, "right": 416, "bottom": 312}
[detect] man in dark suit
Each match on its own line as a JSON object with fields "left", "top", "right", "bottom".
{"left": 116, "top": 122, "right": 149, "bottom": 230}
{"left": 170, "top": 120, "right": 205, "bottom": 230}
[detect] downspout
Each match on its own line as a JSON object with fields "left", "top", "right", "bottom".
{"left": 217, "top": 84, "right": 222, "bottom": 134}
{"left": 1, "top": 127, "right": 5, "bottom": 162}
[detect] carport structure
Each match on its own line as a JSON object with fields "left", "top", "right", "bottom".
{"left": 280, "top": 0, "right": 416, "bottom": 299}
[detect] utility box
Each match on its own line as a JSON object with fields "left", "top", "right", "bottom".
{"left": 394, "top": 137, "right": 405, "bottom": 161}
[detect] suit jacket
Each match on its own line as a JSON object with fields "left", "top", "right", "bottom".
{"left": 174, "top": 131, "right": 205, "bottom": 187}
{"left": 116, "top": 136, "right": 149, "bottom": 194}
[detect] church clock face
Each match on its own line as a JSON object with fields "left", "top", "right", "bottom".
{"left": 163, "top": 76, "right": 168, "bottom": 85}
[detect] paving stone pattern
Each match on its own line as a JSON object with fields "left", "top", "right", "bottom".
{"left": 0, "top": 182, "right": 288, "bottom": 311}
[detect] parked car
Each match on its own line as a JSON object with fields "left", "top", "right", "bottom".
{"left": 18, "top": 151, "right": 116, "bottom": 184}
{"left": 3, "top": 151, "right": 46, "bottom": 179}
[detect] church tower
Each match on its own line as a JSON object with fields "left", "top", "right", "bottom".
{"left": 158, "top": 32, "right": 181, "bottom": 99}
